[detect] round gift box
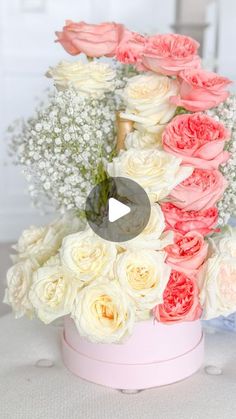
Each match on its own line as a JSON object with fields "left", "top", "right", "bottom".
{"left": 61, "top": 317, "right": 204, "bottom": 390}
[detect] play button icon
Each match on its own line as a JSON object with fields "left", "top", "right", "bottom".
{"left": 108, "top": 198, "right": 131, "bottom": 222}
{"left": 85, "top": 177, "right": 151, "bottom": 242}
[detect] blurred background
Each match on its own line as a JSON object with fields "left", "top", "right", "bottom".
{"left": 0, "top": 0, "right": 236, "bottom": 315}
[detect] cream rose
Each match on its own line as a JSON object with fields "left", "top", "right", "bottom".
{"left": 29, "top": 264, "right": 77, "bottom": 324}
{"left": 115, "top": 249, "right": 171, "bottom": 319}
{"left": 13, "top": 214, "right": 81, "bottom": 266}
{"left": 122, "top": 204, "right": 173, "bottom": 250}
{"left": 46, "top": 61, "right": 116, "bottom": 97}
{"left": 199, "top": 253, "right": 236, "bottom": 320}
{"left": 4, "top": 259, "right": 37, "bottom": 319}
{"left": 60, "top": 228, "right": 117, "bottom": 284}
{"left": 210, "top": 226, "right": 236, "bottom": 257}
{"left": 125, "top": 128, "right": 163, "bottom": 150}
{"left": 72, "top": 280, "right": 135, "bottom": 343}
{"left": 120, "top": 73, "right": 179, "bottom": 131}
{"left": 107, "top": 148, "right": 193, "bottom": 202}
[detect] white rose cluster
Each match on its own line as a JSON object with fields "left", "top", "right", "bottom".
{"left": 3, "top": 213, "right": 82, "bottom": 319}
{"left": 4, "top": 219, "right": 173, "bottom": 342}
{"left": 46, "top": 61, "right": 116, "bottom": 98}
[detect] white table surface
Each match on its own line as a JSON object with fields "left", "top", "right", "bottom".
{"left": 0, "top": 313, "right": 236, "bottom": 419}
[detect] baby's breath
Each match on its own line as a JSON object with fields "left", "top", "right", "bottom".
{"left": 8, "top": 88, "right": 117, "bottom": 212}
{"left": 208, "top": 95, "right": 236, "bottom": 224}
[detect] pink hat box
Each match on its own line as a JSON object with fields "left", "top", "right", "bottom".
{"left": 61, "top": 317, "right": 204, "bottom": 391}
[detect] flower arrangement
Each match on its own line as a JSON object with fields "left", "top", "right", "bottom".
{"left": 4, "top": 20, "right": 236, "bottom": 345}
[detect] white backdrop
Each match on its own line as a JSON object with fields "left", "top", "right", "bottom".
{"left": 0, "top": 0, "right": 236, "bottom": 242}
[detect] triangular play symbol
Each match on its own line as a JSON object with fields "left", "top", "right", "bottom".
{"left": 108, "top": 198, "right": 131, "bottom": 223}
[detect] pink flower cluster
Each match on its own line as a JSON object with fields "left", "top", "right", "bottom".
{"left": 56, "top": 20, "right": 231, "bottom": 112}
{"left": 56, "top": 20, "right": 232, "bottom": 325}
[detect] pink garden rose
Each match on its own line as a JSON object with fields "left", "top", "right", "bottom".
{"left": 153, "top": 270, "right": 202, "bottom": 323}
{"left": 161, "top": 203, "right": 219, "bottom": 236}
{"left": 171, "top": 69, "right": 231, "bottom": 111}
{"left": 162, "top": 113, "right": 230, "bottom": 169}
{"left": 165, "top": 231, "right": 208, "bottom": 275}
{"left": 142, "top": 34, "right": 200, "bottom": 76}
{"left": 169, "top": 168, "right": 228, "bottom": 211}
{"left": 56, "top": 21, "right": 124, "bottom": 57}
{"left": 115, "top": 30, "right": 146, "bottom": 66}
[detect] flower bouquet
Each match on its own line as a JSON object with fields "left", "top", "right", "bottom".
{"left": 4, "top": 21, "right": 236, "bottom": 390}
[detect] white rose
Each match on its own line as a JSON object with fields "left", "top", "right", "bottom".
{"left": 199, "top": 253, "right": 236, "bottom": 320}
{"left": 29, "top": 264, "right": 77, "bottom": 324}
{"left": 125, "top": 128, "right": 164, "bottom": 150}
{"left": 121, "top": 73, "right": 179, "bottom": 131}
{"left": 107, "top": 148, "right": 193, "bottom": 202}
{"left": 72, "top": 280, "right": 135, "bottom": 343}
{"left": 121, "top": 204, "right": 173, "bottom": 250}
{"left": 200, "top": 227, "right": 236, "bottom": 320}
{"left": 13, "top": 214, "right": 81, "bottom": 266}
{"left": 115, "top": 249, "right": 171, "bottom": 319}
{"left": 210, "top": 226, "right": 236, "bottom": 257}
{"left": 46, "top": 61, "right": 116, "bottom": 97}
{"left": 60, "top": 228, "right": 117, "bottom": 284}
{"left": 4, "top": 259, "right": 37, "bottom": 318}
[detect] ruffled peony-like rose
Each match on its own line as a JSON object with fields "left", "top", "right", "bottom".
{"left": 107, "top": 148, "right": 193, "bottom": 203}
{"left": 169, "top": 168, "right": 228, "bottom": 211}
{"left": 72, "top": 280, "right": 135, "bottom": 343}
{"left": 142, "top": 34, "right": 200, "bottom": 76}
{"left": 115, "top": 30, "right": 146, "bottom": 66}
{"left": 56, "top": 20, "right": 124, "bottom": 57}
{"left": 171, "top": 68, "right": 231, "bottom": 111}
{"left": 153, "top": 270, "right": 202, "bottom": 323}
{"left": 120, "top": 73, "right": 179, "bottom": 132}
{"left": 165, "top": 231, "right": 208, "bottom": 275}
{"left": 46, "top": 61, "right": 116, "bottom": 97}
{"left": 161, "top": 203, "right": 219, "bottom": 236}
{"left": 162, "top": 113, "right": 230, "bottom": 169}
{"left": 115, "top": 249, "right": 171, "bottom": 319}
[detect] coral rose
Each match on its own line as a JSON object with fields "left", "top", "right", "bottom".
{"left": 116, "top": 30, "right": 146, "bottom": 66}
{"left": 142, "top": 34, "right": 200, "bottom": 76}
{"left": 169, "top": 168, "right": 228, "bottom": 211}
{"left": 171, "top": 68, "right": 231, "bottom": 111}
{"left": 56, "top": 21, "right": 124, "bottom": 57}
{"left": 162, "top": 113, "right": 230, "bottom": 169}
{"left": 165, "top": 231, "right": 208, "bottom": 275}
{"left": 153, "top": 270, "right": 202, "bottom": 323}
{"left": 161, "top": 203, "right": 219, "bottom": 236}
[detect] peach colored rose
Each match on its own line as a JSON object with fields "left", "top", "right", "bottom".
{"left": 162, "top": 113, "right": 230, "bottom": 169}
{"left": 169, "top": 168, "right": 228, "bottom": 211}
{"left": 142, "top": 34, "right": 200, "bottom": 76}
{"left": 56, "top": 21, "right": 124, "bottom": 57}
{"left": 161, "top": 203, "right": 219, "bottom": 236}
{"left": 171, "top": 69, "right": 232, "bottom": 111}
{"left": 153, "top": 270, "right": 202, "bottom": 323}
{"left": 116, "top": 30, "right": 146, "bottom": 66}
{"left": 165, "top": 231, "right": 208, "bottom": 275}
